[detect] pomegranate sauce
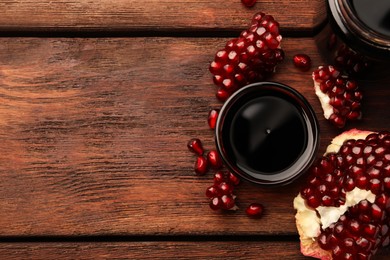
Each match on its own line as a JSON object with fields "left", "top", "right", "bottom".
{"left": 216, "top": 82, "right": 319, "bottom": 185}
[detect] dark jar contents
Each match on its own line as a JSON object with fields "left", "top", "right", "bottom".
{"left": 315, "top": 0, "right": 390, "bottom": 76}
{"left": 215, "top": 82, "right": 319, "bottom": 186}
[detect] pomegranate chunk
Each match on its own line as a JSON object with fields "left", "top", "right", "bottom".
{"left": 294, "top": 129, "right": 390, "bottom": 260}
{"left": 209, "top": 12, "right": 284, "bottom": 101}
{"left": 313, "top": 65, "right": 363, "bottom": 128}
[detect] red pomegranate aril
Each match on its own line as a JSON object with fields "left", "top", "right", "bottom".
{"left": 213, "top": 171, "right": 226, "bottom": 185}
{"left": 293, "top": 54, "right": 311, "bottom": 71}
{"left": 187, "top": 138, "right": 204, "bottom": 155}
{"left": 218, "top": 182, "right": 234, "bottom": 195}
{"left": 227, "top": 171, "right": 240, "bottom": 186}
{"left": 209, "top": 197, "right": 222, "bottom": 210}
{"left": 220, "top": 194, "right": 236, "bottom": 210}
{"left": 216, "top": 87, "right": 230, "bottom": 102}
{"left": 208, "top": 109, "right": 219, "bottom": 130}
{"left": 245, "top": 203, "right": 264, "bottom": 218}
{"left": 194, "top": 156, "right": 208, "bottom": 176}
{"left": 207, "top": 150, "right": 223, "bottom": 169}
{"left": 241, "top": 0, "right": 256, "bottom": 8}
{"left": 206, "top": 185, "right": 220, "bottom": 198}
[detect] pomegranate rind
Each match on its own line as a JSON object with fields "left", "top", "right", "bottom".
{"left": 325, "top": 128, "right": 373, "bottom": 154}
{"left": 294, "top": 129, "right": 375, "bottom": 259}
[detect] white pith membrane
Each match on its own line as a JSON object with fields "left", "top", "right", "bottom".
{"left": 293, "top": 129, "right": 375, "bottom": 259}
{"left": 313, "top": 78, "right": 333, "bottom": 120}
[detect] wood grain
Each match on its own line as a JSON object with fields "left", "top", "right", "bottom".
{"left": 0, "top": 37, "right": 389, "bottom": 238}
{"left": 0, "top": 242, "right": 389, "bottom": 259}
{"left": 0, "top": 0, "right": 326, "bottom": 33}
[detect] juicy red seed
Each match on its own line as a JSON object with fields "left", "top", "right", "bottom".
{"left": 209, "top": 197, "right": 221, "bottom": 210}
{"left": 307, "top": 195, "right": 320, "bottom": 208}
{"left": 293, "top": 54, "right": 311, "bottom": 71}
{"left": 206, "top": 185, "right": 220, "bottom": 198}
{"left": 216, "top": 87, "right": 230, "bottom": 102}
{"left": 207, "top": 150, "right": 223, "bottom": 169}
{"left": 207, "top": 109, "right": 219, "bottom": 130}
{"left": 218, "top": 182, "right": 234, "bottom": 195}
{"left": 187, "top": 138, "right": 204, "bottom": 155}
{"left": 227, "top": 172, "right": 240, "bottom": 186}
{"left": 220, "top": 194, "right": 236, "bottom": 210}
{"left": 245, "top": 203, "right": 264, "bottom": 218}
{"left": 241, "top": 0, "right": 256, "bottom": 8}
{"left": 214, "top": 171, "right": 226, "bottom": 185}
{"left": 318, "top": 233, "right": 332, "bottom": 250}
{"left": 194, "top": 156, "right": 208, "bottom": 176}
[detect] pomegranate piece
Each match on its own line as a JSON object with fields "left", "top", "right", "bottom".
{"left": 194, "top": 155, "right": 208, "bottom": 176}
{"left": 207, "top": 150, "right": 223, "bottom": 170}
{"left": 207, "top": 109, "right": 219, "bottom": 130}
{"left": 241, "top": 0, "right": 256, "bottom": 8}
{"left": 246, "top": 203, "right": 264, "bottom": 218}
{"left": 313, "top": 65, "right": 363, "bottom": 128}
{"left": 187, "top": 138, "right": 204, "bottom": 155}
{"left": 209, "top": 12, "right": 284, "bottom": 101}
{"left": 334, "top": 44, "right": 369, "bottom": 76}
{"left": 293, "top": 54, "right": 311, "bottom": 71}
{"left": 294, "top": 129, "right": 390, "bottom": 260}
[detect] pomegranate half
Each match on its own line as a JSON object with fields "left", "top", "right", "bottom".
{"left": 294, "top": 128, "right": 390, "bottom": 259}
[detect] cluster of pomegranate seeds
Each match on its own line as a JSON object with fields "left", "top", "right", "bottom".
{"left": 293, "top": 54, "right": 312, "bottom": 71}
{"left": 241, "top": 0, "right": 256, "bottom": 8}
{"left": 313, "top": 65, "right": 363, "bottom": 128}
{"left": 301, "top": 131, "right": 390, "bottom": 208}
{"left": 207, "top": 109, "right": 219, "bottom": 130}
{"left": 206, "top": 171, "right": 240, "bottom": 210}
{"left": 209, "top": 12, "right": 284, "bottom": 101}
{"left": 299, "top": 131, "right": 390, "bottom": 260}
{"left": 318, "top": 198, "right": 390, "bottom": 259}
{"left": 334, "top": 44, "right": 370, "bottom": 76}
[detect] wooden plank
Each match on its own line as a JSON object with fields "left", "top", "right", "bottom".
{"left": 0, "top": 242, "right": 388, "bottom": 259}
{"left": 0, "top": 37, "right": 389, "bottom": 236}
{"left": 0, "top": 0, "right": 326, "bottom": 33}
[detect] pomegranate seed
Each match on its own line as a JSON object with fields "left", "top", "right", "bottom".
{"left": 216, "top": 87, "right": 230, "bottom": 102}
{"left": 207, "top": 109, "right": 219, "bottom": 130}
{"left": 206, "top": 185, "right": 220, "bottom": 198}
{"left": 194, "top": 156, "right": 208, "bottom": 176}
{"left": 241, "top": 0, "right": 256, "bottom": 8}
{"left": 227, "top": 171, "right": 240, "bottom": 186}
{"left": 207, "top": 150, "right": 223, "bottom": 169}
{"left": 293, "top": 54, "right": 311, "bottom": 71}
{"left": 218, "top": 182, "right": 234, "bottom": 195}
{"left": 220, "top": 194, "right": 236, "bottom": 210}
{"left": 209, "top": 197, "right": 222, "bottom": 210}
{"left": 187, "top": 138, "right": 204, "bottom": 155}
{"left": 245, "top": 203, "right": 264, "bottom": 218}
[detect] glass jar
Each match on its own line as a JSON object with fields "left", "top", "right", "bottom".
{"left": 316, "top": 0, "right": 390, "bottom": 75}
{"left": 215, "top": 82, "right": 319, "bottom": 186}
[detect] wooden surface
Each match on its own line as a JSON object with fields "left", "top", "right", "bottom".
{"left": 0, "top": 1, "right": 389, "bottom": 259}
{"left": 0, "top": 0, "right": 326, "bottom": 33}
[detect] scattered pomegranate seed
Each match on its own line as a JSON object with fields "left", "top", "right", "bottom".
{"left": 241, "top": 0, "right": 256, "bottom": 8}
{"left": 207, "top": 150, "right": 223, "bottom": 169}
{"left": 246, "top": 203, "right": 264, "bottom": 218}
{"left": 293, "top": 54, "right": 311, "bottom": 71}
{"left": 194, "top": 156, "right": 208, "bottom": 176}
{"left": 207, "top": 109, "right": 219, "bottom": 130}
{"left": 187, "top": 138, "right": 204, "bottom": 155}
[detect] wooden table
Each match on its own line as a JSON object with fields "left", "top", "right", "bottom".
{"left": 0, "top": 1, "right": 389, "bottom": 259}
